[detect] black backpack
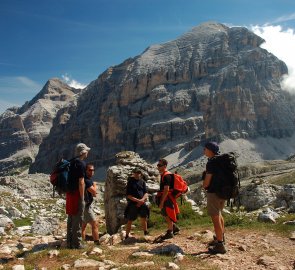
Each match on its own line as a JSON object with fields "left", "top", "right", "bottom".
{"left": 211, "top": 152, "right": 240, "bottom": 200}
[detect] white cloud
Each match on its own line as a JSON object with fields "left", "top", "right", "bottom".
{"left": 252, "top": 24, "right": 295, "bottom": 93}
{"left": 273, "top": 13, "right": 295, "bottom": 23}
{"left": 61, "top": 74, "right": 87, "bottom": 89}
{"left": 0, "top": 76, "right": 42, "bottom": 93}
{"left": 0, "top": 76, "right": 43, "bottom": 114}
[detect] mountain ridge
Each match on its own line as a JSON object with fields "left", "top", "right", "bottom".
{"left": 0, "top": 22, "right": 295, "bottom": 177}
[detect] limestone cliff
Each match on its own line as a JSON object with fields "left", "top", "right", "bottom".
{"left": 27, "top": 22, "right": 295, "bottom": 174}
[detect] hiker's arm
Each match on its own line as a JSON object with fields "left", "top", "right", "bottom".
{"left": 159, "top": 185, "right": 169, "bottom": 209}
{"left": 203, "top": 173, "right": 212, "bottom": 189}
{"left": 79, "top": 177, "right": 85, "bottom": 199}
{"left": 127, "top": 195, "right": 142, "bottom": 204}
{"left": 87, "top": 183, "right": 97, "bottom": 197}
{"left": 142, "top": 193, "right": 148, "bottom": 202}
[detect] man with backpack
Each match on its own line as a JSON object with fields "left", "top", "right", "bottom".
{"left": 82, "top": 163, "right": 99, "bottom": 245}
{"left": 66, "top": 143, "right": 90, "bottom": 249}
{"left": 203, "top": 141, "right": 227, "bottom": 254}
{"left": 124, "top": 167, "right": 149, "bottom": 239}
{"left": 156, "top": 159, "right": 180, "bottom": 240}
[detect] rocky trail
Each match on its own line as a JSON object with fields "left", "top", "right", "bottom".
{"left": 1, "top": 224, "right": 295, "bottom": 269}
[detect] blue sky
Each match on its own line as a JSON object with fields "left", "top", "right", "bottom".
{"left": 1, "top": 0, "right": 295, "bottom": 113}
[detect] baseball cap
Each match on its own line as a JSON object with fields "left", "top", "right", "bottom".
{"left": 75, "top": 143, "right": 91, "bottom": 156}
{"left": 204, "top": 141, "right": 219, "bottom": 154}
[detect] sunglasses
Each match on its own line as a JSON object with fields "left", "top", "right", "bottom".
{"left": 157, "top": 164, "right": 165, "bottom": 167}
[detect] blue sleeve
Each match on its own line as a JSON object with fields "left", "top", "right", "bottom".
{"left": 84, "top": 178, "right": 92, "bottom": 189}
{"left": 143, "top": 180, "right": 147, "bottom": 194}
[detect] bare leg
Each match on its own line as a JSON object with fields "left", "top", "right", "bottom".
{"left": 140, "top": 217, "right": 147, "bottom": 233}
{"left": 81, "top": 223, "right": 87, "bottom": 240}
{"left": 211, "top": 214, "right": 224, "bottom": 241}
{"left": 89, "top": 220, "right": 99, "bottom": 241}
{"left": 165, "top": 216, "right": 173, "bottom": 231}
{"left": 125, "top": 220, "right": 133, "bottom": 237}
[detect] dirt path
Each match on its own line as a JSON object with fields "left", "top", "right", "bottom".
{"left": 120, "top": 227, "right": 295, "bottom": 270}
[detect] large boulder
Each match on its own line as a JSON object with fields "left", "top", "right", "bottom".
{"left": 239, "top": 183, "right": 282, "bottom": 211}
{"left": 104, "top": 151, "right": 159, "bottom": 234}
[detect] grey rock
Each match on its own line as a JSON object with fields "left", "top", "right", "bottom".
{"left": 11, "top": 265, "right": 25, "bottom": 270}
{"left": 73, "top": 258, "right": 105, "bottom": 268}
{"left": 31, "top": 216, "right": 59, "bottom": 235}
{"left": 258, "top": 208, "right": 279, "bottom": 223}
{"left": 0, "top": 215, "right": 14, "bottom": 229}
{"left": 240, "top": 183, "right": 281, "bottom": 211}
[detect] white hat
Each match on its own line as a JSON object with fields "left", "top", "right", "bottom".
{"left": 75, "top": 143, "right": 91, "bottom": 156}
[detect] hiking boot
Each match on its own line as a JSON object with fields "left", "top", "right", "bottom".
{"left": 208, "top": 235, "right": 218, "bottom": 246}
{"left": 208, "top": 233, "right": 225, "bottom": 246}
{"left": 94, "top": 240, "right": 100, "bottom": 246}
{"left": 173, "top": 224, "right": 180, "bottom": 235}
{"left": 73, "top": 243, "right": 86, "bottom": 249}
{"left": 208, "top": 242, "right": 227, "bottom": 254}
{"left": 161, "top": 230, "right": 174, "bottom": 240}
{"left": 144, "top": 231, "right": 149, "bottom": 236}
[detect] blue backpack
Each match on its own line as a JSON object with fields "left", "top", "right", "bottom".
{"left": 50, "top": 158, "right": 75, "bottom": 197}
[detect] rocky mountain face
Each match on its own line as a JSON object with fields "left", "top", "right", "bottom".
{"left": 4, "top": 22, "right": 295, "bottom": 175}
{"left": 0, "top": 78, "right": 81, "bottom": 175}
{"left": 32, "top": 23, "right": 295, "bottom": 174}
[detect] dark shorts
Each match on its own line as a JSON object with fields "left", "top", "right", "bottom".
{"left": 125, "top": 203, "right": 149, "bottom": 221}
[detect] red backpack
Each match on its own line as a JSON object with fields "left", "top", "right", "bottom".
{"left": 162, "top": 171, "right": 188, "bottom": 198}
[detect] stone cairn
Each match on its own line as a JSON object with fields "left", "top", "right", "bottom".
{"left": 104, "top": 151, "right": 160, "bottom": 234}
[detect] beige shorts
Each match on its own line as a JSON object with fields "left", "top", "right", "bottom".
{"left": 207, "top": 192, "right": 226, "bottom": 216}
{"left": 83, "top": 204, "right": 96, "bottom": 224}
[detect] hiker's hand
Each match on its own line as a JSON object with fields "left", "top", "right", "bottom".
{"left": 159, "top": 202, "right": 163, "bottom": 209}
{"left": 136, "top": 201, "right": 143, "bottom": 207}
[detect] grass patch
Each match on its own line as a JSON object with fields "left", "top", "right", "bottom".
{"left": 13, "top": 217, "right": 32, "bottom": 227}
{"left": 269, "top": 171, "right": 295, "bottom": 185}
{"left": 221, "top": 210, "right": 295, "bottom": 236}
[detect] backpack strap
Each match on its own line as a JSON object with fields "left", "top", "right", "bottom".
{"left": 160, "top": 171, "right": 174, "bottom": 194}
{"left": 161, "top": 171, "right": 172, "bottom": 181}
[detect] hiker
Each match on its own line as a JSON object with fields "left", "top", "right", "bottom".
{"left": 203, "top": 141, "right": 227, "bottom": 254}
{"left": 66, "top": 143, "right": 90, "bottom": 249}
{"left": 156, "top": 158, "right": 180, "bottom": 240}
{"left": 82, "top": 163, "right": 99, "bottom": 245}
{"left": 124, "top": 167, "right": 149, "bottom": 239}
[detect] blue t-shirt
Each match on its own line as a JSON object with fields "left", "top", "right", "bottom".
{"left": 84, "top": 177, "right": 94, "bottom": 205}
{"left": 126, "top": 177, "right": 147, "bottom": 204}
{"left": 206, "top": 157, "right": 220, "bottom": 193}
{"left": 67, "top": 158, "right": 86, "bottom": 192}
